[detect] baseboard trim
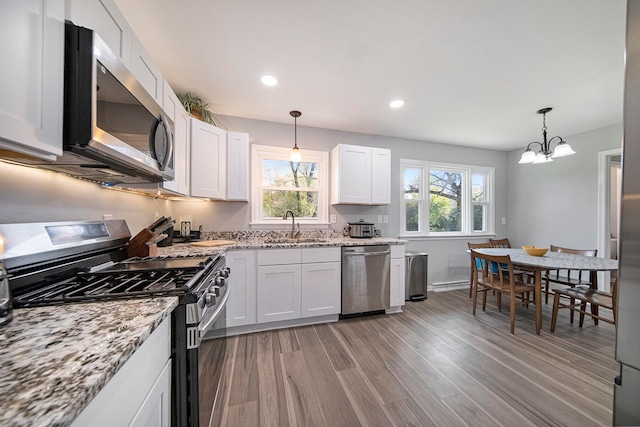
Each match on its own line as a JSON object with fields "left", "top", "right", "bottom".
{"left": 432, "top": 280, "right": 469, "bottom": 292}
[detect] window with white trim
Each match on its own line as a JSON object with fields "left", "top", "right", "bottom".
{"left": 400, "top": 159, "right": 494, "bottom": 236}
{"left": 251, "top": 145, "right": 328, "bottom": 225}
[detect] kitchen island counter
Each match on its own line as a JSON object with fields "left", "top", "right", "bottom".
{"left": 0, "top": 297, "right": 178, "bottom": 427}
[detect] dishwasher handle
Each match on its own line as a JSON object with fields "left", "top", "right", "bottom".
{"left": 344, "top": 250, "right": 390, "bottom": 257}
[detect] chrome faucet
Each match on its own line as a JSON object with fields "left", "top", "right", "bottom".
{"left": 283, "top": 209, "right": 300, "bottom": 239}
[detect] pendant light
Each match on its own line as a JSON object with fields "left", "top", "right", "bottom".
{"left": 290, "top": 110, "right": 302, "bottom": 162}
{"left": 518, "top": 107, "right": 576, "bottom": 164}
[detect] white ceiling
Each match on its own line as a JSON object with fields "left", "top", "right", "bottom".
{"left": 114, "top": 0, "right": 627, "bottom": 151}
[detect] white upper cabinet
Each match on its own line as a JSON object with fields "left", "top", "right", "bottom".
{"left": 65, "top": 0, "right": 132, "bottom": 68}
{"left": 226, "top": 132, "right": 249, "bottom": 201}
{"left": 190, "top": 119, "right": 227, "bottom": 199}
{"left": 371, "top": 147, "right": 391, "bottom": 204}
{"left": 330, "top": 144, "right": 391, "bottom": 205}
{"left": 161, "top": 81, "right": 190, "bottom": 195}
{"left": 131, "top": 34, "right": 163, "bottom": 103}
{"left": 0, "top": 0, "right": 64, "bottom": 160}
{"left": 190, "top": 119, "right": 250, "bottom": 201}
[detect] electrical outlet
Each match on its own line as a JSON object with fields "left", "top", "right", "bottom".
{"left": 330, "top": 214, "right": 337, "bottom": 223}
{"left": 501, "top": 217, "right": 507, "bottom": 225}
{"left": 154, "top": 212, "right": 161, "bottom": 220}
{"left": 383, "top": 215, "right": 388, "bottom": 223}
{"left": 103, "top": 214, "right": 113, "bottom": 220}
{"left": 378, "top": 215, "right": 383, "bottom": 223}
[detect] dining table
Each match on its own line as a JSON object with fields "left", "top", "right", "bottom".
{"left": 473, "top": 248, "right": 618, "bottom": 334}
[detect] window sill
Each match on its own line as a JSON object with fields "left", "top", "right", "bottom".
{"left": 399, "top": 233, "right": 497, "bottom": 241}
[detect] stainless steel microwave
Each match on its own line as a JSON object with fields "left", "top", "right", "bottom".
{"left": 59, "top": 22, "right": 174, "bottom": 185}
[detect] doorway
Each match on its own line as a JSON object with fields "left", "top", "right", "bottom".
{"left": 597, "top": 148, "right": 622, "bottom": 291}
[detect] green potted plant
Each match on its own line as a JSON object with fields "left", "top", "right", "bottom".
{"left": 177, "top": 92, "right": 224, "bottom": 128}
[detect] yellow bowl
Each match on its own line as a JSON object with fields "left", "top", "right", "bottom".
{"left": 522, "top": 246, "right": 548, "bottom": 257}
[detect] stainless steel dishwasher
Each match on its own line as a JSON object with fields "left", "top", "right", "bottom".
{"left": 341, "top": 245, "right": 390, "bottom": 316}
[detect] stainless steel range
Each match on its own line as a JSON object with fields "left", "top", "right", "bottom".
{"left": 0, "top": 220, "right": 229, "bottom": 427}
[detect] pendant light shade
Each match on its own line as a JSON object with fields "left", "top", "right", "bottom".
{"left": 290, "top": 110, "right": 302, "bottom": 162}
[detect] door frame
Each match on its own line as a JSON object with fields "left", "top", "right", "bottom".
{"left": 597, "top": 147, "right": 622, "bottom": 290}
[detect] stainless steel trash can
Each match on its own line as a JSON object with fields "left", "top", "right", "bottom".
{"left": 405, "top": 252, "right": 428, "bottom": 301}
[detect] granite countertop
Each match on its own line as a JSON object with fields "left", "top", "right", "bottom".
{"left": 0, "top": 297, "right": 178, "bottom": 427}
{"left": 158, "top": 234, "right": 406, "bottom": 257}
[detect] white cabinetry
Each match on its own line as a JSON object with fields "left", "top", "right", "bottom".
{"left": 257, "top": 249, "right": 302, "bottom": 323}
{"left": 0, "top": 0, "right": 64, "bottom": 160}
{"left": 226, "top": 132, "right": 249, "bottom": 201}
{"left": 190, "top": 119, "right": 227, "bottom": 199}
{"left": 226, "top": 250, "right": 257, "bottom": 327}
{"left": 130, "top": 35, "right": 163, "bottom": 103}
{"left": 71, "top": 317, "right": 171, "bottom": 427}
{"left": 256, "top": 247, "right": 341, "bottom": 324}
{"left": 389, "top": 245, "right": 406, "bottom": 309}
{"left": 65, "top": 0, "right": 132, "bottom": 68}
{"left": 330, "top": 144, "right": 391, "bottom": 205}
{"left": 160, "top": 81, "right": 190, "bottom": 195}
{"left": 190, "top": 119, "right": 250, "bottom": 201}
{"left": 301, "top": 248, "right": 341, "bottom": 317}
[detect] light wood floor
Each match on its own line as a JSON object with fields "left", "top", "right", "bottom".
{"left": 201, "top": 289, "right": 618, "bottom": 427}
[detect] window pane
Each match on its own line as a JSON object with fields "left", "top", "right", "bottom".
{"left": 472, "top": 173, "right": 485, "bottom": 202}
{"left": 262, "top": 190, "right": 318, "bottom": 219}
{"left": 473, "top": 204, "right": 486, "bottom": 231}
{"left": 404, "top": 168, "right": 421, "bottom": 200}
{"left": 429, "top": 169, "right": 462, "bottom": 232}
{"left": 406, "top": 201, "right": 420, "bottom": 231}
{"left": 261, "top": 160, "right": 318, "bottom": 189}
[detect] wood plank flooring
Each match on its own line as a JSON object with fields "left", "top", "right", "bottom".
{"left": 200, "top": 289, "right": 618, "bottom": 426}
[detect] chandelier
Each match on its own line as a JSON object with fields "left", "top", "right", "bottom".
{"left": 518, "top": 107, "right": 575, "bottom": 164}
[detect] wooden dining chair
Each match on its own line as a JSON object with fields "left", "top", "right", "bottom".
{"left": 489, "top": 238, "right": 512, "bottom": 248}
{"left": 467, "top": 241, "right": 493, "bottom": 297}
{"left": 470, "top": 250, "right": 536, "bottom": 334}
{"left": 544, "top": 245, "right": 598, "bottom": 322}
{"left": 550, "top": 276, "right": 617, "bottom": 332}
{"left": 489, "top": 237, "right": 532, "bottom": 284}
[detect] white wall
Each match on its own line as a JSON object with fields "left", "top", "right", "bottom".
{"left": 506, "top": 123, "right": 622, "bottom": 250}
{"left": 0, "top": 161, "right": 172, "bottom": 234}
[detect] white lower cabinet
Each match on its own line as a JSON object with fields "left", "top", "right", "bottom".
{"left": 301, "top": 248, "right": 341, "bottom": 317}
{"left": 226, "top": 250, "right": 257, "bottom": 327}
{"left": 257, "top": 263, "right": 302, "bottom": 323}
{"left": 254, "top": 247, "right": 341, "bottom": 325}
{"left": 390, "top": 245, "right": 406, "bottom": 308}
{"left": 71, "top": 317, "right": 171, "bottom": 427}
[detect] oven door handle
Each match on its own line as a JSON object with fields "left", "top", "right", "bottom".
{"left": 198, "top": 289, "right": 229, "bottom": 336}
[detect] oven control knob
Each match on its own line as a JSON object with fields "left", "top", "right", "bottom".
{"left": 211, "top": 285, "right": 221, "bottom": 297}
{"left": 216, "top": 276, "right": 226, "bottom": 287}
{"left": 221, "top": 268, "right": 230, "bottom": 278}
{"left": 205, "top": 293, "right": 216, "bottom": 307}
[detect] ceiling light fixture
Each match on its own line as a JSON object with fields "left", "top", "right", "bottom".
{"left": 390, "top": 99, "right": 404, "bottom": 108}
{"left": 261, "top": 75, "right": 278, "bottom": 86}
{"left": 518, "top": 107, "right": 575, "bottom": 164}
{"left": 289, "top": 110, "right": 302, "bottom": 162}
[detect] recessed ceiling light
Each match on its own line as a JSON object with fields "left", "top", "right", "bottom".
{"left": 261, "top": 75, "right": 278, "bottom": 86}
{"left": 390, "top": 99, "right": 404, "bottom": 109}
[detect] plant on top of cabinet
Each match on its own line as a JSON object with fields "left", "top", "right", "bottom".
{"left": 177, "top": 92, "right": 225, "bottom": 129}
